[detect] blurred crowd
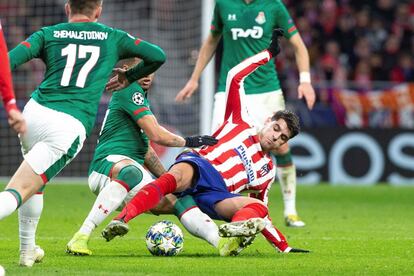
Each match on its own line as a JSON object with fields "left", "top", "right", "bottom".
{"left": 285, "top": 0, "right": 414, "bottom": 87}
{"left": 281, "top": 0, "right": 414, "bottom": 93}
{"left": 278, "top": 0, "right": 414, "bottom": 127}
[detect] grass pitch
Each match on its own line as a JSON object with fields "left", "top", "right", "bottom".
{"left": 0, "top": 183, "right": 413, "bottom": 275}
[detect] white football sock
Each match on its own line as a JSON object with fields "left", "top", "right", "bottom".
{"left": 18, "top": 193, "right": 43, "bottom": 251}
{"left": 0, "top": 191, "right": 19, "bottom": 220}
{"left": 79, "top": 181, "right": 128, "bottom": 236}
{"left": 0, "top": 191, "right": 18, "bottom": 220}
{"left": 277, "top": 165, "right": 297, "bottom": 216}
{"left": 179, "top": 207, "right": 220, "bottom": 248}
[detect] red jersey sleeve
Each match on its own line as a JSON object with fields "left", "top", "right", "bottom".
{"left": 0, "top": 21, "right": 18, "bottom": 113}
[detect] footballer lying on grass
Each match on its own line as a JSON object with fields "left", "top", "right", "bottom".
{"left": 103, "top": 29, "right": 309, "bottom": 255}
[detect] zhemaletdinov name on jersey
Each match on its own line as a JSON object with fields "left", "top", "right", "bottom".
{"left": 231, "top": 26, "right": 263, "bottom": 40}
{"left": 53, "top": 30, "right": 108, "bottom": 40}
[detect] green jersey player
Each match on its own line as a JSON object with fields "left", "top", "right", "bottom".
{"left": 66, "top": 61, "right": 218, "bottom": 256}
{"left": 176, "top": 0, "right": 315, "bottom": 227}
{"left": 0, "top": 0, "right": 168, "bottom": 267}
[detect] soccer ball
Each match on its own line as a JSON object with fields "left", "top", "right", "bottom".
{"left": 145, "top": 220, "right": 184, "bottom": 256}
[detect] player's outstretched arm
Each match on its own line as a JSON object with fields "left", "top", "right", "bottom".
{"left": 175, "top": 33, "right": 221, "bottom": 102}
{"left": 137, "top": 114, "right": 218, "bottom": 148}
{"left": 289, "top": 33, "right": 315, "bottom": 110}
{"left": 144, "top": 146, "right": 167, "bottom": 178}
{"left": 107, "top": 40, "right": 166, "bottom": 92}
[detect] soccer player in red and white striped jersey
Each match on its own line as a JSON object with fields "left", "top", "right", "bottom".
{"left": 103, "top": 29, "right": 308, "bottom": 254}
{"left": 0, "top": 19, "right": 26, "bottom": 134}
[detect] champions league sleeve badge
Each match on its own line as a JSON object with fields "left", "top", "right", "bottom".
{"left": 255, "top": 11, "right": 266, "bottom": 25}
{"left": 132, "top": 92, "right": 145, "bottom": 105}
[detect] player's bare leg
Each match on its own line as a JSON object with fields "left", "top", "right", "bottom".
{"left": 274, "top": 143, "right": 305, "bottom": 227}
{"left": 0, "top": 160, "right": 44, "bottom": 220}
{"left": 0, "top": 160, "right": 45, "bottom": 267}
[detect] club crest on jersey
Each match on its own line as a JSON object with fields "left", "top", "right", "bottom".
{"left": 258, "top": 163, "right": 271, "bottom": 177}
{"left": 132, "top": 92, "right": 144, "bottom": 105}
{"left": 255, "top": 11, "right": 266, "bottom": 25}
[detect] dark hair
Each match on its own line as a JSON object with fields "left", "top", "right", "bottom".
{"left": 271, "top": 110, "right": 300, "bottom": 138}
{"left": 68, "top": 0, "right": 102, "bottom": 16}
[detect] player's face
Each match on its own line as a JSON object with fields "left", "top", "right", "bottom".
{"left": 259, "top": 118, "right": 291, "bottom": 151}
{"left": 138, "top": 73, "right": 155, "bottom": 91}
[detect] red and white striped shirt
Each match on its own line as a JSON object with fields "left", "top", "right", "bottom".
{"left": 195, "top": 50, "right": 275, "bottom": 202}
{"left": 195, "top": 49, "right": 291, "bottom": 252}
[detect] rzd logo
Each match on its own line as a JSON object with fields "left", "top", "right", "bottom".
{"left": 231, "top": 26, "right": 263, "bottom": 40}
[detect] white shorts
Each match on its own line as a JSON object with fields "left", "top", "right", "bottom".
{"left": 20, "top": 99, "right": 86, "bottom": 183}
{"left": 88, "top": 155, "right": 154, "bottom": 209}
{"left": 211, "top": 90, "right": 285, "bottom": 132}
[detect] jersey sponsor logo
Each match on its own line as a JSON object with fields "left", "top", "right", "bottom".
{"left": 227, "top": 14, "right": 237, "bottom": 21}
{"left": 255, "top": 12, "right": 266, "bottom": 25}
{"left": 234, "top": 144, "right": 255, "bottom": 182}
{"left": 53, "top": 30, "right": 108, "bottom": 40}
{"left": 230, "top": 26, "right": 263, "bottom": 40}
{"left": 132, "top": 92, "right": 145, "bottom": 105}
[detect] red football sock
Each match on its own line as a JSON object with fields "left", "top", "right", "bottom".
{"left": 115, "top": 173, "right": 177, "bottom": 223}
{"left": 231, "top": 203, "right": 268, "bottom": 222}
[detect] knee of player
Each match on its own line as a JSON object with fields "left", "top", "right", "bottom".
{"left": 168, "top": 164, "right": 192, "bottom": 188}
{"left": 114, "top": 165, "right": 143, "bottom": 191}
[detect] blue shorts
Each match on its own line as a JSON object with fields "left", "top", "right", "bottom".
{"left": 174, "top": 152, "right": 240, "bottom": 220}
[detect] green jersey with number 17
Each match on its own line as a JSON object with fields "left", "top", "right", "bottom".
{"left": 211, "top": 0, "right": 298, "bottom": 94}
{"left": 8, "top": 21, "right": 165, "bottom": 135}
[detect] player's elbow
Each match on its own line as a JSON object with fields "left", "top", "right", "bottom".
{"left": 153, "top": 46, "right": 166, "bottom": 65}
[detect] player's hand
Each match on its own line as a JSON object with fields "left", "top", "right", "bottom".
{"left": 8, "top": 109, "right": 27, "bottom": 135}
{"left": 298, "top": 82, "right": 315, "bottom": 110}
{"left": 106, "top": 68, "right": 130, "bottom": 92}
{"left": 184, "top": 135, "right": 218, "bottom": 147}
{"left": 175, "top": 79, "right": 199, "bottom": 102}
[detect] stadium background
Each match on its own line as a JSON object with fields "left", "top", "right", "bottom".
{"left": 0, "top": 0, "right": 413, "bottom": 185}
